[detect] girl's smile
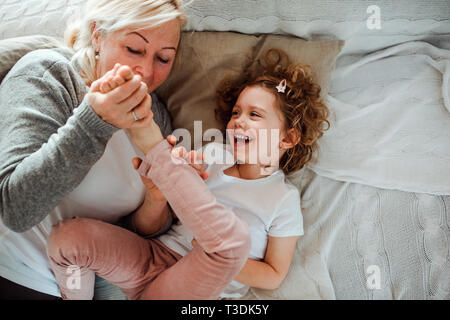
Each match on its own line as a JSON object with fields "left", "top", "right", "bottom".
{"left": 226, "top": 85, "right": 286, "bottom": 167}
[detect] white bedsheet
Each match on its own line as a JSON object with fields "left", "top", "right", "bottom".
{"left": 308, "top": 41, "right": 450, "bottom": 195}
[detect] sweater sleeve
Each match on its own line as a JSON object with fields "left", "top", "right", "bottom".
{"left": 0, "top": 58, "right": 119, "bottom": 232}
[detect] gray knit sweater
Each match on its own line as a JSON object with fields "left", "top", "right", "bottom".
{"left": 0, "top": 48, "right": 172, "bottom": 232}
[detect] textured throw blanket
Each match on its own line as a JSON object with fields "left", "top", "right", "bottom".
{"left": 308, "top": 41, "right": 450, "bottom": 195}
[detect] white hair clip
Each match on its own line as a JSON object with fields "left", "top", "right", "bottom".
{"left": 276, "top": 79, "right": 287, "bottom": 93}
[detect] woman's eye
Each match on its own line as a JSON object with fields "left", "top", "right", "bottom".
{"left": 127, "top": 47, "right": 142, "bottom": 55}
{"left": 158, "top": 56, "right": 169, "bottom": 64}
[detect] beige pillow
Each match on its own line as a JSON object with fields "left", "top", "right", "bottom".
{"left": 0, "top": 32, "right": 344, "bottom": 148}
{"left": 156, "top": 31, "right": 344, "bottom": 148}
{"left": 0, "top": 35, "right": 63, "bottom": 82}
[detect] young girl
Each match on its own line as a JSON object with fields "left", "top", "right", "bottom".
{"left": 46, "top": 48, "right": 330, "bottom": 299}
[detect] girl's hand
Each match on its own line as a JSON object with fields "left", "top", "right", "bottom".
{"left": 87, "top": 64, "right": 153, "bottom": 130}
{"left": 132, "top": 135, "right": 209, "bottom": 201}
{"left": 132, "top": 156, "right": 166, "bottom": 202}
{"left": 169, "top": 135, "right": 209, "bottom": 181}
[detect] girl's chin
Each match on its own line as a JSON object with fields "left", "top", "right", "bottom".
{"left": 232, "top": 142, "right": 263, "bottom": 165}
{"left": 233, "top": 153, "right": 258, "bottom": 165}
{"left": 233, "top": 153, "right": 246, "bottom": 164}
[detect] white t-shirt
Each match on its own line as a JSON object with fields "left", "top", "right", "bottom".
{"left": 158, "top": 143, "right": 304, "bottom": 298}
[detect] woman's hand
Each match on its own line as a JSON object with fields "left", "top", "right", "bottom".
{"left": 87, "top": 64, "right": 153, "bottom": 130}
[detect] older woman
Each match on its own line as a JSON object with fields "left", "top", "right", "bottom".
{"left": 0, "top": 0, "right": 186, "bottom": 299}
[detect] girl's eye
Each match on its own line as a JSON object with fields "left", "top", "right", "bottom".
{"left": 127, "top": 46, "right": 142, "bottom": 55}
{"left": 231, "top": 110, "right": 239, "bottom": 116}
{"left": 250, "top": 112, "right": 260, "bottom": 117}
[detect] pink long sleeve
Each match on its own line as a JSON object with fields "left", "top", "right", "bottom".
{"left": 138, "top": 140, "right": 249, "bottom": 255}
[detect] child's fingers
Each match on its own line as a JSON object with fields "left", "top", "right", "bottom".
{"left": 175, "top": 146, "right": 187, "bottom": 158}
{"left": 192, "top": 167, "right": 209, "bottom": 180}
{"left": 131, "top": 157, "right": 142, "bottom": 170}
{"left": 200, "top": 171, "right": 210, "bottom": 180}
{"left": 171, "top": 146, "right": 187, "bottom": 159}
{"left": 185, "top": 150, "right": 204, "bottom": 165}
{"left": 166, "top": 134, "right": 177, "bottom": 146}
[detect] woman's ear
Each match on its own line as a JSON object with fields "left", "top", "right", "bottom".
{"left": 280, "top": 128, "right": 301, "bottom": 150}
{"left": 91, "top": 22, "right": 100, "bottom": 52}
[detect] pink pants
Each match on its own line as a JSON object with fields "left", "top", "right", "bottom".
{"left": 47, "top": 140, "right": 251, "bottom": 300}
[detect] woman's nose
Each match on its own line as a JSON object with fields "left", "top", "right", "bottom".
{"left": 133, "top": 63, "right": 153, "bottom": 86}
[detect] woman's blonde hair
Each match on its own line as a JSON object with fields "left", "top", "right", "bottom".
{"left": 216, "top": 48, "right": 330, "bottom": 175}
{"left": 65, "top": 0, "right": 187, "bottom": 84}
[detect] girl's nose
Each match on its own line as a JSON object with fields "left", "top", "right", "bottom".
{"left": 234, "top": 116, "right": 246, "bottom": 129}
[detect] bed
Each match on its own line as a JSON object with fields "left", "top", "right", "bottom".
{"left": 0, "top": 0, "right": 449, "bottom": 299}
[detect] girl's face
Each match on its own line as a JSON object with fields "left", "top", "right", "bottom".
{"left": 226, "top": 85, "right": 288, "bottom": 167}
{"left": 93, "top": 19, "right": 180, "bottom": 93}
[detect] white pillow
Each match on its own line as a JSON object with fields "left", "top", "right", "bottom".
{"left": 309, "top": 41, "right": 450, "bottom": 195}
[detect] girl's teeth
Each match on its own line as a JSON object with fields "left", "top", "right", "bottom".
{"left": 234, "top": 134, "right": 252, "bottom": 142}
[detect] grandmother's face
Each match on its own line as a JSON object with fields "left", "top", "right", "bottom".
{"left": 93, "top": 19, "right": 180, "bottom": 93}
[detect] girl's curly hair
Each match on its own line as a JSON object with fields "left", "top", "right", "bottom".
{"left": 215, "top": 48, "right": 330, "bottom": 175}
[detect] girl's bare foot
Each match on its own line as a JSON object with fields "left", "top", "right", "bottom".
{"left": 100, "top": 64, "right": 135, "bottom": 94}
